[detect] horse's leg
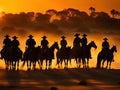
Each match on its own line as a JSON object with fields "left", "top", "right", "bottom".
{"left": 109, "top": 61, "right": 111, "bottom": 69}
{"left": 33, "top": 61, "right": 36, "bottom": 71}
{"left": 102, "top": 59, "right": 105, "bottom": 69}
{"left": 14, "top": 61, "right": 16, "bottom": 71}
{"left": 27, "top": 61, "right": 28, "bottom": 70}
{"left": 30, "top": 60, "right": 32, "bottom": 70}
{"left": 12, "top": 61, "right": 16, "bottom": 71}
{"left": 10, "top": 61, "right": 13, "bottom": 70}
{"left": 49, "top": 59, "right": 52, "bottom": 69}
{"left": 97, "top": 59, "right": 101, "bottom": 69}
{"left": 37, "top": 60, "right": 41, "bottom": 69}
{"left": 57, "top": 58, "right": 60, "bottom": 68}
{"left": 106, "top": 60, "right": 109, "bottom": 69}
{"left": 82, "top": 58, "right": 85, "bottom": 68}
{"left": 41, "top": 60, "right": 43, "bottom": 70}
{"left": 78, "top": 58, "right": 81, "bottom": 68}
{"left": 64, "top": 59, "right": 67, "bottom": 69}
{"left": 60, "top": 59, "right": 62, "bottom": 68}
{"left": 87, "top": 58, "right": 89, "bottom": 68}
{"left": 22, "top": 61, "right": 25, "bottom": 67}
{"left": 56, "top": 58, "right": 60, "bottom": 68}
{"left": 17, "top": 60, "right": 19, "bottom": 70}
{"left": 27, "top": 60, "right": 30, "bottom": 71}
{"left": 46, "top": 60, "right": 48, "bottom": 70}
{"left": 66, "top": 59, "right": 69, "bottom": 68}
{"left": 5, "top": 60, "right": 8, "bottom": 70}
{"left": 75, "top": 58, "right": 78, "bottom": 68}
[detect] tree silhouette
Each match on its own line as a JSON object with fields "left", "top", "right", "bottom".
{"left": 0, "top": 7, "right": 120, "bottom": 35}
{"left": 89, "top": 7, "right": 95, "bottom": 14}
{"left": 110, "top": 9, "right": 119, "bottom": 18}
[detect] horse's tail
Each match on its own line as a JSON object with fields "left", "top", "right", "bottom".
{"left": 96, "top": 53, "right": 102, "bottom": 69}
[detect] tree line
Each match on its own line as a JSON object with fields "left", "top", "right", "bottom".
{"left": 0, "top": 7, "right": 120, "bottom": 35}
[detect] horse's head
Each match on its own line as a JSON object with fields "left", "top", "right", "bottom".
{"left": 111, "top": 46, "right": 117, "bottom": 52}
{"left": 67, "top": 46, "right": 71, "bottom": 51}
{"left": 53, "top": 42, "right": 59, "bottom": 50}
{"left": 89, "top": 41, "right": 97, "bottom": 49}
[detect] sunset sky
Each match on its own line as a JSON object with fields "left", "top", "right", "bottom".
{"left": 0, "top": 0, "right": 119, "bottom": 15}
{"left": 0, "top": 0, "right": 120, "bottom": 69}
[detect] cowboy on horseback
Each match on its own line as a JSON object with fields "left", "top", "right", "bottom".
{"left": 11, "top": 36, "right": 21, "bottom": 54}
{"left": 1, "top": 35, "right": 11, "bottom": 59}
{"left": 26, "top": 35, "right": 36, "bottom": 50}
{"left": 23, "top": 35, "right": 36, "bottom": 61}
{"left": 81, "top": 34, "right": 87, "bottom": 47}
{"left": 81, "top": 34, "right": 92, "bottom": 59}
{"left": 60, "top": 36, "right": 67, "bottom": 48}
{"left": 3, "top": 35, "right": 11, "bottom": 47}
{"left": 11, "top": 36, "right": 20, "bottom": 49}
{"left": 101, "top": 37, "right": 110, "bottom": 55}
{"left": 59, "top": 36, "right": 68, "bottom": 58}
{"left": 41, "top": 36, "right": 49, "bottom": 54}
{"left": 73, "top": 33, "right": 81, "bottom": 47}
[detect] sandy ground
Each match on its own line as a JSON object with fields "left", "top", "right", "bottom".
{"left": 0, "top": 68, "right": 120, "bottom": 90}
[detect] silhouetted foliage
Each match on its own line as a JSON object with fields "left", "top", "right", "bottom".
{"left": 0, "top": 8, "right": 120, "bottom": 35}
{"left": 110, "top": 9, "right": 120, "bottom": 18}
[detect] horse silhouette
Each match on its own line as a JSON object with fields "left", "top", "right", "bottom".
{"left": 81, "top": 41, "right": 97, "bottom": 68}
{"left": 1, "top": 46, "right": 22, "bottom": 70}
{"left": 56, "top": 46, "right": 71, "bottom": 69}
{"left": 39, "top": 42, "right": 59, "bottom": 70}
{"left": 22, "top": 46, "right": 40, "bottom": 71}
{"left": 97, "top": 46, "right": 117, "bottom": 69}
{"left": 70, "top": 44, "right": 82, "bottom": 68}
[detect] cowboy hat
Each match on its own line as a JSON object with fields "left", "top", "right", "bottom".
{"left": 82, "top": 34, "right": 87, "bottom": 36}
{"left": 103, "top": 37, "right": 108, "bottom": 40}
{"left": 74, "top": 33, "right": 80, "bottom": 36}
{"left": 28, "top": 34, "right": 33, "bottom": 38}
{"left": 12, "top": 36, "right": 18, "bottom": 39}
{"left": 4, "top": 35, "right": 10, "bottom": 37}
{"left": 42, "top": 36, "right": 47, "bottom": 38}
{"left": 61, "top": 36, "right": 66, "bottom": 38}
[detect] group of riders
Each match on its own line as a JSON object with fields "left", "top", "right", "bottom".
{"left": 0, "top": 33, "right": 116, "bottom": 71}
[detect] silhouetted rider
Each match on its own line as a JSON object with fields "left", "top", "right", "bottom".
{"left": 81, "top": 34, "right": 87, "bottom": 47}
{"left": 102, "top": 38, "right": 110, "bottom": 49}
{"left": 81, "top": 34, "right": 92, "bottom": 58}
{"left": 60, "top": 36, "right": 67, "bottom": 48}
{"left": 1, "top": 35, "right": 11, "bottom": 59}
{"left": 73, "top": 33, "right": 81, "bottom": 47}
{"left": 41, "top": 36, "right": 49, "bottom": 53}
{"left": 3, "top": 35, "right": 11, "bottom": 47}
{"left": 26, "top": 35, "right": 36, "bottom": 49}
{"left": 102, "top": 37, "right": 110, "bottom": 54}
{"left": 11, "top": 36, "right": 21, "bottom": 55}
{"left": 11, "top": 36, "right": 20, "bottom": 48}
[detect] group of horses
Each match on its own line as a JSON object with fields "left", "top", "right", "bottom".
{"left": 0, "top": 41, "right": 117, "bottom": 71}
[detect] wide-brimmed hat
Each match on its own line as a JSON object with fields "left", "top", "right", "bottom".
{"left": 28, "top": 35, "right": 33, "bottom": 38}
{"left": 103, "top": 37, "right": 108, "bottom": 40}
{"left": 12, "top": 36, "right": 18, "bottom": 39}
{"left": 4, "top": 35, "right": 10, "bottom": 37}
{"left": 61, "top": 36, "right": 66, "bottom": 38}
{"left": 74, "top": 33, "right": 80, "bottom": 36}
{"left": 42, "top": 36, "right": 47, "bottom": 38}
{"left": 82, "top": 34, "right": 87, "bottom": 36}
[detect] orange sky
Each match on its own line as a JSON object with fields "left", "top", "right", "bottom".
{"left": 0, "top": 0, "right": 119, "bottom": 15}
